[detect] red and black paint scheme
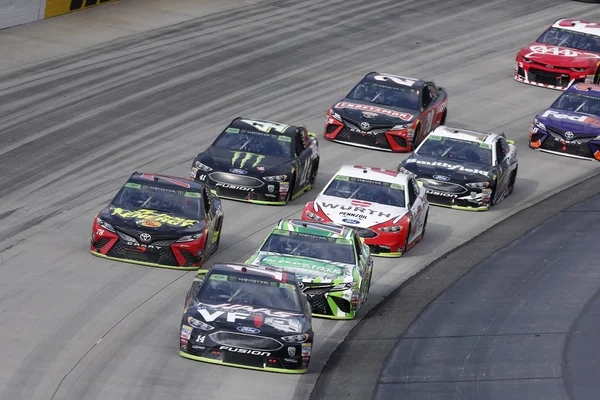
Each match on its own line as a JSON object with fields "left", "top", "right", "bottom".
{"left": 90, "top": 173, "right": 224, "bottom": 271}
{"left": 324, "top": 72, "right": 448, "bottom": 152}
{"left": 180, "top": 263, "right": 314, "bottom": 373}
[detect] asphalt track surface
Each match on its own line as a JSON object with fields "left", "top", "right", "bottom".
{"left": 0, "top": 1, "right": 600, "bottom": 399}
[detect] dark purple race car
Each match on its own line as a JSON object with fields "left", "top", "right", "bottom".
{"left": 529, "top": 83, "right": 600, "bottom": 161}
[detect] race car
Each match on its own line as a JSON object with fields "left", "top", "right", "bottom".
{"left": 398, "top": 126, "right": 518, "bottom": 211}
{"left": 324, "top": 72, "right": 447, "bottom": 152}
{"left": 246, "top": 219, "right": 373, "bottom": 319}
{"left": 90, "top": 173, "right": 223, "bottom": 270}
{"left": 514, "top": 18, "right": 600, "bottom": 90}
{"left": 530, "top": 83, "right": 600, "bottom": 161}
{"left": 190, "top": 117, "right": 319, "bottom": 205}
{"left": 301, "top": 165, "right": 429, "bottom": 257}
{"left": 179, "top": 263, "right": 313, "bottom": 373}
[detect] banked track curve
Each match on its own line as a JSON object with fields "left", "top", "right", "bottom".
{"left": 0, "top": 0, "right": 599, "bottom": 399}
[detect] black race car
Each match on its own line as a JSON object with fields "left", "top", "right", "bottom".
{"left": 180, "top": 263, "right": 314, "bottom": 373}
{"left": 398, "top": 126, "right": 519, "bottom": 211}
{"left": 190, "top": 118, "right": 320, "bottom": 205}
{"left": 90, "top": 173, "right": 224, "bottom": 271}
{"left": 324, "top": 72, "right": 448, "bottom": 152}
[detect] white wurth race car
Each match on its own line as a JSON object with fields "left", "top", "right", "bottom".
{"left": 302, "top": 165, "right": 429, "bottom": 257}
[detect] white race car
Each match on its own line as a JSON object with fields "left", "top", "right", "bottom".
{"left": 302, "top": 165, "right": 429, "bottom": 257}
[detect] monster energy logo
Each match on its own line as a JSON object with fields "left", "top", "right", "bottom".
{"left": 231, "top": 152, "right": 265, "bottom": 168}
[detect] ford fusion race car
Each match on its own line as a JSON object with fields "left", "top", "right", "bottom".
{"left": 180, "top": 263, "right": 313, "bottom": 373}
{"left": 246, "top": 219, "right": 373, "bottom": 320}
{"left": 301, "top": 165, "right": 429, "bottom": 257}
{"left": 324, "top": 72, "right": 447, "bottom": 152}
{"left": 530, "top": 83, "right": 600, "bottom": 160}
{"left": 190, "top": 118, "right": 319, "bottom": 205}
{"left": 515, "top": 18, "right": 600, "bottom": 90}
{"left": 90, "top": 173, "right": 223, "bottom": 270}
{"left": 398, "top": 126, "right": 518, "bottom": 211}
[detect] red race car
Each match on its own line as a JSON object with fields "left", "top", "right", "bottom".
{"left": 324, "top": 72, "right": 447, "bottom": 152}
{"left": 514, "top": 18, "right": 600, "bottom": 90}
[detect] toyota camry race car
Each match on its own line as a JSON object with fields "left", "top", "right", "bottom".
{"left": 180, "top": 263, "right": 313, "bottom": 373}
{"left": 190, "top": 118, "right": 319, "bottom": 205}
{"left": 90, "top": 173, "right": 223, "bottom": 270}
{"left": 301, "top": 165, "right": 429, "bottom": 257}
{"left": 398, "top": 127, "right": 518, "bottom": 211}
{"left": 246, "top": 219, "right": 373, "bottom": 320}
{"left": 324, "top": 72, "right": 447, "bottom": 152}
{"left": 515, "top": 19, "right": 600, "bottom": 90}
{"left": 530, "top": 83, "right": 600, "bottom": 160}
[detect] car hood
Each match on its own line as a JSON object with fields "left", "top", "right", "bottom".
{"left": 99, "top": 206, "right": 204, "bottom": 234}
{"left": 199, "top": 146, "right": 290, "bottom": 175}
{"left": 332, "top": 98, "right": 416, "bottom": 125}
{"left": 519, "top": 42, "right": 599, "bottom": 67}
{"left": 402, "top": 155, "right": 493, "bottom": 181}
{"left": 251, "top": 252, "right": 354, "bottom": 282}
{"left": 537, "top": 108, "right": 600, "bottom": 135}
{"left": 315, "top": 194, "right": 407, "bottom": 227}
{"left": 187, "top": 302, "right": 305, "bottom": 334}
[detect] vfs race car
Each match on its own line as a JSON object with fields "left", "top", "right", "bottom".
{"left": 530, "top": 83, "right": 600, "bottom": 161}
{"left": 515, "top": 18, "right": 600, "bottom": 90}
{"left": 399, "top": 126, "right": 518, "bottom": 211}
{"left": 180, "top": 263, "right": 314, "bottom": 373}
{"left": 324, "top": 72, "right": 447, "bottom": 152}
{"left": 90, "top": 173, "right": 223, "bottom": 271}
{"left": 246, "top": 219, "right": 373, "bottom": 320}
{"left": 302, "top": 165, "right": 429, "bottom": 257}
{"left": 190, "top": 117, "right": 319, "bottom": 205}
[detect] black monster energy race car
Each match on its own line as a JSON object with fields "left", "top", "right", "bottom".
{"left": 190, "top": 118, "right": 320, "bottom": 205}
{"left": 179, "top": 263, "right": 314, "bottom": 373}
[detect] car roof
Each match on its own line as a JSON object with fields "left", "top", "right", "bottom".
{"left": 209, "top": 262, "right": 298, "bottom": 283}
{"left": 552, "top": 19, "right": 600, "bottom": 36}
{"left": 425, "top": 126, "right": 501, "bottom": 146}
{"left": 362, "top": 72, "right": 426, "bottom": 89}
{"left": 567, "top": 83, "right": 600, "bottom": 98}
{"left": 228, "top": 117, "right": 299, "bottom": 137}
{"left": 334, "top": 164, "right": 411, "bottom": 185}
{"left": 129, "top": 172, "right": 206, "bottom": 191}
{"left": 275, "top": 219, "right": 355, "bottom": 241}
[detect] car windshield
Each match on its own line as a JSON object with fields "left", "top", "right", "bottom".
{"left": 110, "top": 181, "right": 204, "bottom": 219}
{"left": 417, "top": 136, "right": 493, "bottom": 166}
{"left": 213, "top": 127, "right": 292, "bottom": 158}
{"left": 197, "top": 271, "right": 302, "bottom": 313}
{"left": 551, "top": 91, "right": 600, "bottom": 117}
{"left": 346, "top": 81, "right": 419, "bottom": 110}
{"left": 323, "top": 176, "right": 406, "bottom": 207}
{"left": 261, "top": 230, "right": 356, "bottom": 265}
{"left": 537, "top": 27, "right": 600, "bottom": 53}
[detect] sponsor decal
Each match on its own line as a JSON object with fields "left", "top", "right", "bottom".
{"left": 45, "top": 0, "right": 118, "bottom": 19}
{"left": 339, "top": 212, "right": 367, "bottom": 220}
{"left": 267, "top": 185, "right": 275, "bottom": 193}
{"left": 362, "top": 112, "right": 378, "bottom": 119}
{"left": 219, "top": 346, "right": 271, "bottom": 357}
{"left": 301, "top": 343, "right": 312, "bottom": 356}
{"left": 288, "top": 347, "right": 297, "bottom": 357}
{"left": 321, "top": 203, "right": 391, "bottom": 218}
{"left": 373, "top": 74, "right": 418, "bottom": 87}
{"left": 404, "top": 159, "right": 490, "bottom": 177}
{"left": 215, "top": 182, "right": 254, "bottom": 191}
{"left": 525, "top": 45, "right": 600, "bottom": 59}
{"left": 257, "top": 166, "right": 265, "bottom": 171}
{"left": 342, "top": 218, "right": 360, "bottom": 225}
{"left": 231, "top": 152, "right": 265, "bottom": 168}
{"left": 141, "top": 220, "right": 162, "bottom": 228}
{"left": 360, "top": 122, "right": 371, "bottom": 130}
{"left": 199, "top": 309, "right": 250, "bottom": 323}
{"left": 181, "top": 325, "right": 192, "bottom": 339}
{"left": 229, "top": 168, "right": 248, "bottom": 175}
{"left": 564, "top": 131, "right": 575, "bottom": 140}
{"left": 284, "top": 358, "right": 299, "bottom": 363}
{"left": 427, "top": 190, "right": 458, "bottom": 198}
{"left": 191, "top": 345, "right": 206, "bottom": 350}
{"left": 239, "top": 119, "right": 289, "bottom": 134}
{"left": 432, "top": 175, "right": 451, "bottom": 182}
{"left": 196, "top": 335, "right": 205, "bottom": 343}
{"left": 139, "top": 233, "right": 152, "bottom": 243}
{"left": 237, "top": 326, "right": 261, "bottom": 334}
{"left": 260, "top": 255, "right": 344, "bottom": 276}
{"left": 541, "top": 110, "right": 600, "bottom": 127}
{"left": 198, "top": 303, "right": 300, "bottom": 318}
{"left": 110, "top": 208, "right": 199, "bottom": 228}
{"left": 335, "top": 102, "right": 413, "bottom": 121}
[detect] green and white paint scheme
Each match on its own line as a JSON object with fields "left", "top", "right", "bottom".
{"left": 246, "top": 219, "right": 373, "bottom": 319}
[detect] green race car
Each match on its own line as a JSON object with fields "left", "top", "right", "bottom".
{"left": 246, "top": 219, "right": 373, "bottom": 319}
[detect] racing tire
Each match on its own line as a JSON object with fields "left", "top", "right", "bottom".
{"left": 402, "top": 224, "right": 411, "bottom": 253}
{"left": 364, "top": 268, "right": 373, "bottom": 302}
{"left": 286, "top": 174, "right": 296, "bottom": 203}
{"left": 411, "top": 124, "right": 421, "bottom": 149}
{"left": 419, "top": 212, "right": 428, "bottom": 240}
{"left": 489, "top": 185, "right": 497, "bottom": 208}
{"left": 309, "top": 160, "right": 319, "bottom": 186}
{"left": 440, "top": 111, "right": 447, "bottom": 126}
{"left": 508, "top": 169, "right": 517, "bottom": 196}
{"left": 213, "top": 217, "right": 223, "bottom": 253}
